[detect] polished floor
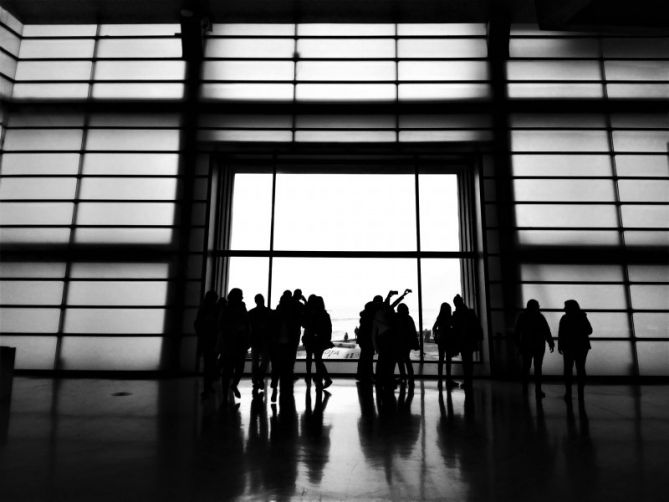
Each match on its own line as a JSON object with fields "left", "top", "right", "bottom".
{"left": 0, "top": 377, "right": 668, "bottom": 501}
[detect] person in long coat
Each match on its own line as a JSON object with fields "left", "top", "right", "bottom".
{"left": 433, "top": 302, "right": 458, "bottom": 390}
{"left": 395, "top": 303, "right": 419, "bottom": 384}
{"left": 452, "top": 294, "right": 483, "bottom": 390}
{"left": 558, "top": 299, "right": 593, "bottom": 403}
{"left": 194, "top": 290, "right": 219, "bottom": 397}
{"left": 218, "top": 288, "right": 250, "bottom": 402}
{"left": 515, "top": 299, "right": 554, "bottom": 399}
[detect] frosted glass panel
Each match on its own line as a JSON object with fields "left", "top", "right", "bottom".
{"left": 3, "top": 129, "right": 83, "bottom": 151}
{"left": 521, "top": 284, "right": 627, "bottom": 310}
{"left": 296, "top": 131, "right": 395, "bottom": 142}
{"left": 613, "top": 131, "right": 669, "bottom": 153}
{"left": 79, "top": 178, "right": 177, "bottom": 200}
{"left": 16, "top": 61, "right": 92, "bottom": 80}
{"left": 77, "top": 203, "right": 175, "bottom": 225}
{"left": 86, "top": 130, "right": 180, "bottom": 151}
{"left": 0, "top": 202, "right": 73, "bottom": 224}
{"left": 619, "top": 181, "right": 669, "bottom": 202}
{"left": 1, "top": 153, "right": 80, "bottom": 175}
{"left": 94, "top": 83, "right": 184, "bottom": 99}
{"left": 625, "top": 231, "right": 669, "bottom": 246}
{"left": 230, "top": 173, "right": 272, "bottom": 250}
{"left": 511, "top": 131, "right": 609, "bottom": 152}
{"left": 0, "top": 262, "right": 66, "bottom": 278}
{"left": 541, "top": 312, "right": 630, "bottom": 338}
{"left": 0, "top": 336, "right": 56, "bottom": 370}
{"left": 517, "top": 230, "right": 620, "bottom": 246}
{"left": 630, "top": 285, "right": 669, "bottom": 310}
{"left": 227, "top": 257, "right": 270, "bottom": 302}
{"left": 0, "top": 178, "right": 77, "bottom": 199}
{"left": 0, "top": 281, "right": 63, "bottom": 305}
{"left": 508, "top": 61, "right": 600, "bottom": 80}
{"left": 95, "top": 61, "right": 185, "bottom": 80}
{"left": 616, "top": 155, "right": 669, "bottom": 177}
{"left": 0, "top": 228, "right": 71, "bottom": 244}
{"left": 508, "top": 84, "right": 603, "bottom": 99}
{"left": 12, "top": 83, "right": 90, "bottom": 99}
{"left": 23, "top": 25, "right": 97, "bottom": 37}
{"left": 400, "top": 130, "right": 492, "bottom": 142}
{"left": 605, "top": 61, "right": 669, "bottom": 81}
{"left": 398, "top": 61, "right": 488, "bottom": 81}
{"left": 19, "top": 39, "right": 94, "bottom": 59}
{"left": 513, "top": 179, "right": 615, "bottom": 202}
{"left": 400, "top": 114, "right": 491, "bottom": 129}
{"left": 511, "top": 114, "right": 607, "bottom": 128}
{"left": 297, "top": 84, "right": 396, "bottom": 102}
{"left": 628, "top": 265, "right": 669, "bottom": 283}
{"left": 637, "top": 342, "right": 669, "bottom": 376}
{"left": 75, "top": 228, "right": 173, "bottom": 244}
{"left": 419, "top": 174, "right": 460, "bottom": 251}
{"left": 273, "top": 174, "right": 416, "bottom": 251}
{"left": 205, "top": 38, "right": 295, "bottom": 58}
{"left": 621, "top": 206, "right": 669, "bottom": 228}
{"left": 64, "top": 309, "right": 166, "bottom": 334}
{"left": 99, "top": 24, "right": 180, "bottom": 36}
{"left": 97, "top": 39, "right": 181, "bottom": 58}
{"left": 399, "top": 84, "right": 490, "bottom": 100}
{"left": 516, "top": 205, "right": 618, "bottom": 228}
{"left": 204, "top": 61, "right": 294, "bottom": 81}
{"left": 212, "top": 24, "right": 295, "bottom": 36}
{"left": 0, "top": 308, "right": 61, "bottom": 333}
{"left": 67, "top": 281, "right": 168, "bottom": 306}
{"left": 586, "top": 341, "right": 633, "bottom": 376}
{"left": 398, "top": 24, "right": 486, "bottom": 36}
{"left": 83, "top": 153, "right": 179, "bottom": 175}
{"left": 59, "top": 337, "right": 162, "bottom": 371}
{"left": 296, "top": 114, "right": 394, "bottom": 129}
{"left": 200, "top": 130, "right": 293, "bottom": 142}
{"left": 512, "top": 155, "right": 612, "bottom": 177}
{"left": 298, "top": 39, "right": 394, "bottom": 59}
{"left": 607, "top": 84, "right": 669, "bottom": 99}
{"left": 202, "top": 114, "right": 292, "bottom": 129}
{"left": 299, "top": 24, "right": 395, "bottom": 36}
{"left": 634, "top": 314, "right": 669, "bottom": 338}
{"left": 71, "top": 263, "right": 169, "bottom": 279}
{"left": 398, "top": 39, "right": 486, "bottom": 58}
{"left": 602, "top": 38, "right": 669, "bottom": 58}
{"left": 298, "top": 61, "right": 395, "bottom": 81}
{"left": 201, "top": 83, "right": 293, "bottom": 101}
{"left": 509, "top": 38, "right": 598, "bottom": 58}
{"left": 521, "top": 264, "right": 624, "bottom": 283}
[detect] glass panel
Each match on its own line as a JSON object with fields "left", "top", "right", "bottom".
{"left": 398, "top": 24, "right": 486, "bottom": 36}
{"left": 71, "top": 263, "right": 170, "bottom": 279}
{"left": 605, "top": 61, "right": 669, "bottom": 81}
{"left": 607, "top": 84, "right": 669, "bottom": 99}
{"left": 59, "top": 337, "right": 162, "bottom": 371}
{"left": 0, "top": 202, "right": 74, "bottom": 224}
{"left": 99, "top": 24, "right": 181, "bottom": 36}
{"left": 18, "top": 39, "right": 95, "bottom": 59}
{"left": 297, "top": 84, "right": 395, "bottom": 102}
{"left": 88, "top": 113, "right": 180, "bottom": 128}
{"left": 634, "top": 314, "right": 669, "bottom": 338}
{"left": 229, "top": 173, "right": 273, "bottom": 250}
{"left": 541, "top": 312, "right": 630, "bottom": 338}
{"left": 400, "top": 130, "right": 492, "bottom": 142}
{"left": 15, "top": 61, "right": 92, "bottom": 81}
{"left": 271, "top": 257, "right": 419, "bottom": 346}
{"left": 75, "top": 228, "right": 173, "bottom": 244}
{"left": 619, "top": 180, "right": 669, "bottom": 202}
{"left": 513, "top": 179, "right": 615, "bottom": 202}
{"left": 298, "top": 61, "right": 395, "bottom": 81}
{"left": 299, "top": 24, "right": 395, "bottom": 36}
{"left": 3, "top": 129, "right": 83, "bottom": 151}
{"left": 226, "top": 257, "right": 270, "bottom": 301}
{"left": 625, "top": 231, "right": 669, "bottom": 246}
{"left": 398, "top": 61, "right": 488, "bottom": 81}
{"left": 0, "top": 178, "right": 77, "bottom": 199}
{"left": 92, "top": 83, "right": 184, "bottom": 99}
{"left": 0, "top": 308, "right": 60, "bottom": 333}
{"left": 1, "top": 153, "right": 80, "bottom": 175}
{"left": 83, "top": 153, "right": 179, "bottom": 175}
{"left": 78, "top": 178, "right": 177, "bottom": 200}
{"left": 76, "top": 202, "right": 175, "bottom": 225}
{"left": 64, "top": 308, "right": 166, "bottom": 333}
{"left": 67, "top": 281, "right": 168, "bottom": 306}
{"left": 512, "top": 155, "right": 612, "bottom": 177}
{"left": 86, "top": 129, "right": 180, "bottom": 151}
{"left": 511, "top": 114, "right": 607, "bottom": 128}
{"left": 199, "top": 130, "right": 293, "bottom": 142}
{"left": 202, "top": 114, "right": 292, "bottom": 129}
{"left": 12, "top": 83, "right": 90, "bottom": 99}
{"left": 419, "top": 174, "right": 459, "bottom": 251}
{"left": 507, "top": 61, "right": 600, "bottom": 80}
{"left": 0, "top": 336, "right": 56, "bottom": 370}
{"left": 616, "top": 155, "right": 669, "bottom": 177}
{"left": 521, "top": 264, "right": 624, "bottom": 283}
{"left": 420, "top": 257, "right": 463, "bottom": 348}
{"left": 400, "top": 114, "right": 491, "bottom": 129}
{"left": 205, "top": 38, "right": 295, "bottom": 58}
{"left": 0, "top": 25, "right": 21, "bottom": 54}
{"left": 398, "top": 39, "right": 487, "bottom": 58}
{"left": 0, "top": 228, "right": 71, "bottom": 244}
{"left": 295, "top": 131, "right": 396, "bottom": 142}
{"left": 97, "top": 39, "right": 181, "bottom": 58}
{"left": 517, "top": 230, "right": 620, "bottom": 246}
{"left": 613, "top": 131, "right": 669, "bottom": 153}
{"left": 509, "top": 38, "right": 598, "bottom": 58}
{"left": 298, "top": 39, "right": 394, "bottom": 59}
{"left": 637, "top": 342, "right": 669, "bottom": 376}
{"left": 521, "top": 284, "right": 627, "bottom": 310}
{"left": 511, "top": 131, "right": 609, "bottom": 152}
{"left": 586, "top": 341, "right": 633, "bottom": 376}
{"left": 628, "top": 265, "right": 669, "bottom": 283}
{"left": 0, "top": 281, "right": 63, "bottom": 305}
{"left": 0, "top": 262, "right": 66, "bottom": 278}
{"left": 296, "top": 114, "right": 395, "bottom": 129}
{"left": 602, "top": 38, "right": 669, "bottom": 58}
{"left": 273, "top": 173, "right": 416, "bottom": 251}
{"left": 203, "top": 61, "right": 294, "bottom": 81}
{"left": 508, "top": 84, "right": 603, "bottom": 99}
{"left": 399, "top": 84, "right": 490, "bottom": 100}
{"left": 94, "top": 60, "right": 185, "bottom": 80}
{"left": 622, "top": 206, "right": 669, "bottom": 228}
{"left": 630, "top": 285, "right": 669, "bottom": 310}
{"left": 515, "top": 205, "right": 619, "bottom": 228}
{"left": 212, "top": 24, "right": 295, "bottom": 36}
{"left": 611, "top": 113, "right": 669, "bottom": 129}
{"left": 22, "top": 25, "right": 97, "bottom": 37}
{"left": 201, "top": 83, "right": 293, "bottom": 101}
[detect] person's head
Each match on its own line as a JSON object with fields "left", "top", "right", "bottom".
{"left": 203, "top": 290, "right": 218, "bottom": 305}
{"left": 526, "top": 299, "right": 540, "bottom": 311}
{"left": 439, "top": 302, "right": 452, "bottom": 316}
{"left": 227, "top": 288, "right": 243, "bottom": 304}
{"left": 279, "top": 290, "right": 292, "bottom": 306}
{"left": 397, "top": 303, "right": 409, "bottom": 315}
{"left": 254, "top": 294, "right": 265, "bottom": 307}
{"left": 293, "top": 288, "right": 303, "bottom": 299}
{"left": 373, "top": 295, "right": 383, "bottom": 303}
{"left": 307, "top": 294, "right": 318, "bottom": 309}
{"left": 564, "top": 299, "right": 580, "bottom": 314}
{"left": 453, "top": 294, "right": 464, "bottom": 308}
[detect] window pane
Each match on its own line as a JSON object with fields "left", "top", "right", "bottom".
{"left": 16, "top": 61, "right": 92, "bottom": 81}
{"left": 398, "top": 39, "right": 487, "bottom": 58}
{"left": 86, "top": 129, "right": 180, "bottom": 151}
{"left": 509, "top": 38, "right": 598, "bottom": 58}
{"left": 419, "top": 174, "right": 460, "bottom": 251}
{"left": 298, "top": 39, "right": 394, "bottom": 59}
{"left": 628, "top": 265, "right": 669, "bottom": 283}
{"left": 621, "top": 206, "right": 669, "bottom": 228}
{"left": 19, "top": 39, "right": 94, "bottom": 59}
{"left": 22, "top": 25, "right": 97, "bottom": 37}
{"left": 273, "top": 173, "right": 416, "bottom": 251}
{"left": 0, "top": 228, "right": 71, "bottom": 244}
{"left": 511, "top": 131, "right": 609, "bottom": 152}
{"left": 226, "top": 257, "right": 270, "bottom": 301}
{"left": 399, "top": 61, "right": 488, "bottom": 81}
{"left": 297, "top": 84, "right": 395, "bottom": 102}
{"left": 619, "top": 180, "right": 669, "bottom": 202}
{"left": 616, "top": 155, "right": 669, "bottom": 177}
{"left": 299, "top": 24, "right": 395, "bottom": 36}
{"left": 605, "top": 61, "right": 669, "bottom": 81}
{"left": 64, "top": 309, "right": 166, "bottom": 334}
{"left": 513, "top": 179, "right": 615, "bottom": 202}
{"left": 521, "top": 283, "right": 627, "bottom": 310}
{"left": 634, "top": 314, "right": 669, "bottom": 338}
{"left": 67, "top": 281, "right": 169, "bottom": 306}
{"left": 625, "top": 231, "right": 669, "bottom": 246}
{"left": 212, "top": 24, "right": 295, "bottom": 36}
{"left": 398, "top": 24, "right": 486, "bottom": 36}
{"left": 83, "top": 153, "right": 179, "bottom": 175}
{"left": 0, "top": 281, "right": 63, "bottom": 305}
{"left": 613, "top": 131, "right": 669, "bottom": 153}
{"left": 602, "top": 38, "right": 669, "bottom": 58}
{"left": 0, "top": 262, "right": 66, "bottom": 278}
{"left": 0, "top": 308, "right": 61, "bottom": 333}
{"left": 99, "top": 24, "right": 180, "bottom": 36}
{"left": 3, "top": 129, "right": 83, "bottom": 151}
{"left": 0, "top": 336, "right": 56, "bottom": 370}
{"left": 95, "top": 60, "right": 185, "bottom": 80}
{"left": 75, "top": 228, "right": 173, "bottom": 245}
{"left": 204, "top": 61, "right": 294, "bottom": 81}
{"left": 97, "top": 39, "right": 181, "bottom": 58}
{"left": 512, "top": 155, "right": 612, "bottom": 177}
{"left": 78, "top": 178, "right": 177, "bottom": 200}
{"left": 0, "top": 178, "right": 78, "bottom": 199}
{"left": 0, "top": 202, "right": 74, "bottom": 224}
{"left": 541, "top": 312, "right": 630, "bottom": 338}
{"left": 399, "top": 84, "right": 490, "bottom": 100}
{"left": 295, "top": 131, "right": 396, "bottom": 142}
{"left": 59, "top": 337, "right": 162, "bottom": 371}
{"left": 508, "top": 83, "right": 603, "bottom": 99}
{"left": 12, "top": 83, "right": 90, "bottom": 99}
{"left": 607, "top": 84, "right": 669, "bottom": 99}
{"left": 76, "top": 202, "right": 175, "bottom": 225}
{"left": 205, "top": 38, "right": 295, "bottom": 58}
{"left": 585, "top": 341, "right": 633, "bottom": 376}
{"left": 298, "top": 61, "right": 395, "bottom": 81}
{"left": 521, "top": 264, "right": 624, "bottom": 283}
{"left": 400, "top": 130, "right": 491, "bottom": 142}
{"left": 637, "top": 342, "right": 669, "bottom": 376}
{"left": 517, "top": 230, "right": 620, "bottom": 246}
{"left": 70, "top": 263, "right": 169, "bottom": 279}
{"left": 1, "top": 153, "right": 80, "bottom": 175}
{"left": 515, "top": 205, "right": 619, "bottom": 228}
{"left": 227, "top": 173, "right": 272, "bottom": 250}
{"left": 630, "top": 285, "right": 669, "bottom": 310}
{"left": 420, "top": 258, "right": 463, "bottom": 334}
{"left": 201, "top": 83, "right": 293, "bottom": 101}
{"left": 508, "top": 61, "right": 600, "bottom": 80}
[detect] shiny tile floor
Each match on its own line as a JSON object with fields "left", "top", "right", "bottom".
{"left": 1, "top": 377, "right": 668, "bottom": 501}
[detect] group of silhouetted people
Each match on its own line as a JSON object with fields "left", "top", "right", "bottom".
{"left": 194, "top": 288, "right": 334, "bottom": 405}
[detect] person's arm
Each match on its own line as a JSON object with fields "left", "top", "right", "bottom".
{"left": 389, "top": 288, "right": 411, "bottom": 309}
{"left": 557, "top": 317, "right": 565, "bottom": 354}
{"left": 542, "top": 315, "right": 555, "bottom": 352}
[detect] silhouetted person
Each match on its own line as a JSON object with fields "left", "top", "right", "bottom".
{"left": 433, "top": 302, "right": 458, "bottom": 390}
{"left": 356, "top": 296, "right": 382, "bottom": 383}
{"left": 249, "top": 293, "right": 273, "bottom": 395}
{"left": 217, "top": 288, "right": 250, "bottom": 403}
{"left": 271, "top": 290, "right": 302, "bottom": 402}
{"left": 372, "top": 289, "right": 410, "bottom": 387}
{"left": 558, "top": 299, "right": 592, "bottom": 403}
{"left": 194, "top": 290, "right": 219, "bottom": 397}
{"left": 452, "top": 294, "right": 483, "bottom": 390}
{"left": 515, "top": 299, "right": 554, "bottom": 399}
{"left": 303, "top": 295, "right": 333, "bottom": 389}
{"left": 395, "top": 303, "right": 419, "bottom": 383}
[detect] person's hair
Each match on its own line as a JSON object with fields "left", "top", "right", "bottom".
{"left": 526, "top": 299, "right": 540, "bottom": 310}
{"left": 254, "top": 293, "right": 264, "bottom": 305}
{"left": 397, "top": 303, "right": 409, "bottom": 315}
{"left": 564, "top": 299, "right": 580, "bottom": 313}
{"left": 373, "top": 295, "right": 383, "bottom": 303}
{"left": 227, "top": 288, "right": 243, "bottom": 303}
{"left": 204, "top": 290, "right": 218, "bottom": 304}
{"left": 453, "top": 294, "right": 464, "bottom": 306}
{"left": 438, "top": 302, "right": 452, "bottom": 316}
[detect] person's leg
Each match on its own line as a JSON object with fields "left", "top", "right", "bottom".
{"left": 563, "top": 353, "right": 574, "bottom": 399}
{"left": 437, "top": 348, "right": 444, "bottom": 388}
{"left": 534, "top": 350, "right": 545, "bottom": 398}
{"left": 521, "top": 351, "right": 532, "bottom": 393}
{"left": 251, "top": 346, "right": 260, "bottom": 388}
{"left": 446, "top": 353, "right": 456, "bottom": 387}
{"left": 576, "top": 351, "right": 588, "bottom": 402}
{"left": 305, "top": 349, "right": 313, "bottom": 383}
{"left": 316, "top": 349, "right": 331, "bottom": 388}
{"left": 405, "top": 351, "right": 414, "bottom": 380}
{"left": 462, "top": 350, "right": 473, "bottom": 389}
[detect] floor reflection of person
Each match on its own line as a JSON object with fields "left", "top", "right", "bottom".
{"left": 301, "top": 387, "right": 332, "bottom": 485}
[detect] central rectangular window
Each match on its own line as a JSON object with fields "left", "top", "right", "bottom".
{"left": 212, "top": 158, "right": 476, "bottom": 362}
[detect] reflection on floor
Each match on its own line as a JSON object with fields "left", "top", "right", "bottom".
{"left": 0, "top": 377, "right": 668, "bottom": 501}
